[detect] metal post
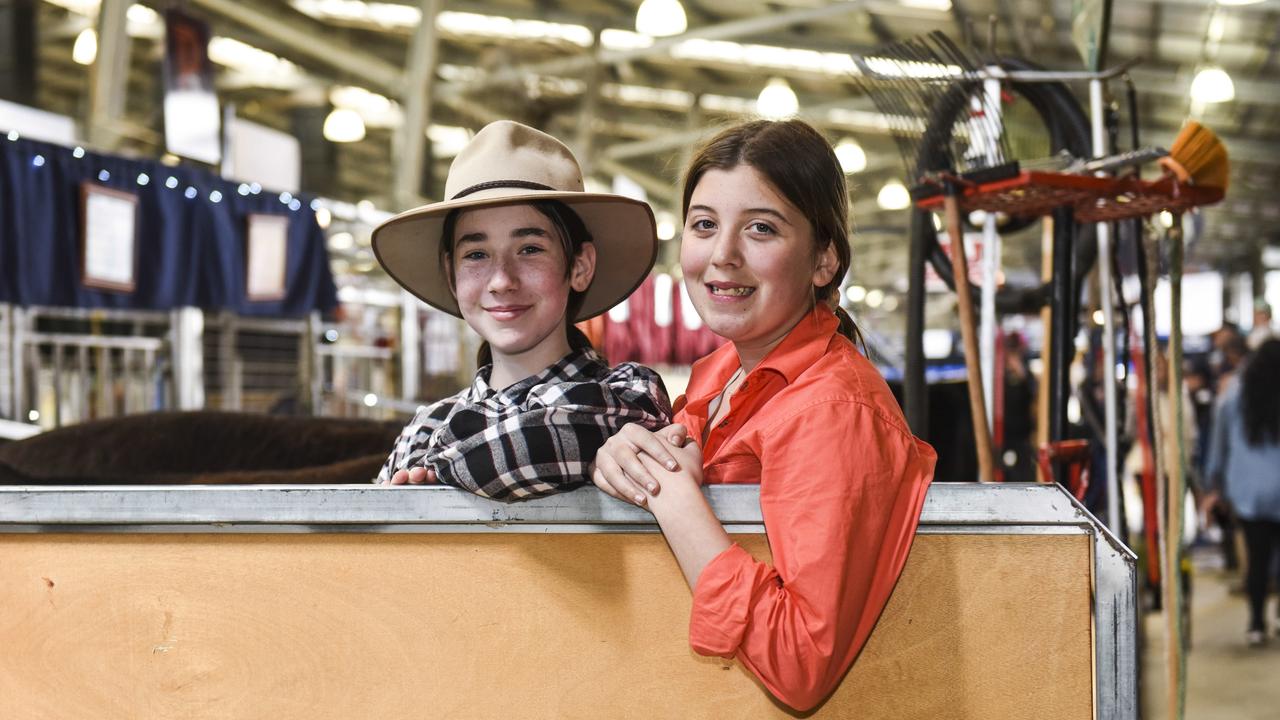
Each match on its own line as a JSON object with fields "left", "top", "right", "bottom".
{"left": 300, "top": 311, "right": 320, "bottom": 415}
{"left": 391, "top": 0, "right": 442, "bottom": 210}
{"left": 170, "top": 308, "right": 205, "bottom": 411}
{"left": 311, "top": 332, "right": 324, "bottom": 417}
{"left": 400, "top": 292, "right": 420, "bottom": 403}
{"left": 1049, "top": 206, "right": 1076, "bottom": 458}
{"left": 87, "top": 0, "right": 131, "bottom": 150}
{"left": 0, "top": 304, "right": 11, "bottom": 420}
{"left": 1090, "top": 78, "right": 1121, "bottom": 536}
{"left": 905, "top": 212, "right": 929, "bottom": 436}
{"left": 218, "top": 311, "right": 241, "bottom": 411}
{"left": 979, "top": 75, "right": 1003, "bottom": 439}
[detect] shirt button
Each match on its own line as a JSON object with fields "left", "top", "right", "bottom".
{"left": 719, "top": 418, "right": 731, "bottom": 428}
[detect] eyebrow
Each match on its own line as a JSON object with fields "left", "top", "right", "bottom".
{"left": 455, "top": 226, "right": 550, "bottom": 246}
{"left": 687, "top": 204, "right": 793, "bottom": 227}
{"left": 511, "top": 226, "right": 550, "bottom": 238}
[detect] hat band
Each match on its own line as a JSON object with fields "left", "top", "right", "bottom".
{"left": 451, "top": 179, "right": 556, "bottom": 200}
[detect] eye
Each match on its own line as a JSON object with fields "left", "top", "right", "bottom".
{"left": 460, "top": 250, "right": 487, "bottom": 261}
{"left": 749, "top": 221, "right": 777, "bottom": 235}
{"left": 690, "top": 218, "right": 716, "bottom": 231}
{"left": 518, "top": 244, "right": 547, "bottom": 255}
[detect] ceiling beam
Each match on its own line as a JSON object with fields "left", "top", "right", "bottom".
{"left": 436, "top": 1, "right": 875, "bottom": 98}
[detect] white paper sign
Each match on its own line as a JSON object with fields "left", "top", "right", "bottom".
{"left": 246, "top": 214, "right": 288, "bottom": 300}
{"left": 83, "top": 186, "right": 137, "bottom": 291}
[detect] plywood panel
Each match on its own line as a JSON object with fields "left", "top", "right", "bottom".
{"left": 0, "top": 532, "right": 1091, "bottom": 719}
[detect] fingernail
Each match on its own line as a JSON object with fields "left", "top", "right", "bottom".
{"left": 647, "top": 483, "right": 657, "bottom": 492}
{"left": 666, "top": 460, "right": 677, "bottom": 470}
{"left": 634, "top": 495, "right": 646, "bottom": 504}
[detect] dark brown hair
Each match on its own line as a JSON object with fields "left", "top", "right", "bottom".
{"left": 681, "top": 119, "right": 860, "bottom": 343}
{"left": 1242, "top": 338, "right": 1280, "bottom": 447}
{"left": 441, "top": 200, "right": 595, "bottom": 367}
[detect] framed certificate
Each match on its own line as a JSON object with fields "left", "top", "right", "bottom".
{"left": 245, "top": 213, "right": 289, "bottom": 301}
{"left": 80, "top": 183, "right": 139, "bottom": 293}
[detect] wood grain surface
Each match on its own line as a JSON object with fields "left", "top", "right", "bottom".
{"left": 0, "top": 532, "right": 1091, "bottom": 719}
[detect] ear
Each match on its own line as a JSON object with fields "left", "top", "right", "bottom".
{"left": 811, "top": 240, "right": 839, "bottom": 289}
{"left": 570, "top": 241, "right": 597, "bottom": 293}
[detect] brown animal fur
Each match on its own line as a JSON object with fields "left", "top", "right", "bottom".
{"left": 0, "top": 412, "right": 401, "bottom": 485}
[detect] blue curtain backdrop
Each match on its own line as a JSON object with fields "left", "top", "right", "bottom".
{"left": 0, "top": 134, "right": 337, "bottom": 318}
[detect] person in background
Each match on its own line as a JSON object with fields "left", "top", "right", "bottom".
{"left": 370, "top": 121, "right": 671, "bottom": 499}
{"left": 1204, "top": 339, "right": 1280, "bottom": 646}
{"left": 1000, "top": 332, "right": 1037, "bottom": 483}
{"left": 1249, "top": 300, "right": 1274, "bottom": 350}
{"left": 591, "top": 119, "right": 936, "bottom": 711}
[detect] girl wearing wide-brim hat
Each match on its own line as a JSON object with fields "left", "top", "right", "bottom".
{"left": 371, "top": 120, "right": 671, "bottom": 500}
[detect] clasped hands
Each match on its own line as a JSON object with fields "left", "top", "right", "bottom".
{"left": 381, "top": 423, "right": 702, "bottom": 501}
{"left": 592, "top": 423, "right": 703, "bottom": 508}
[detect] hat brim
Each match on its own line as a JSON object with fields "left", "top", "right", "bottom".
{"left": 372, "top": 189, "right": 658, "bottom": 321}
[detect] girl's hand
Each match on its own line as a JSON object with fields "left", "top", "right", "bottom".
{"left": 383, "top": 467, "right": 437, "bottom": 485}
{"left": 591, "top": 423, "right": 690, "bottom": 506}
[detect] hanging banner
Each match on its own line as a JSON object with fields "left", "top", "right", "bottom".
{"left": 163, "top": 8, "right": 221, "bottom": 164}
{"left": 1071, "top": 0, "right": 1113, "bottom": 71}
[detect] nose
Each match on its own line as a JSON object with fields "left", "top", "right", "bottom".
{"left": 487, "top": 255, "right": 519, "bottom": 294}
{"left": 707, "top": 228, "right": 741, "bottom": 269}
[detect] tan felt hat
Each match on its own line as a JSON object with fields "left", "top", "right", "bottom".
{"left": 371, "top": 120, "right": 658, "bottom": 320}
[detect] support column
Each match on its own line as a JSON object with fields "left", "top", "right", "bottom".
{"left": 0, "top": 0, "right": 37, "bottom": 105}
{"left": 170, "top": 308, "right": 205, "bottom": 411}
{"left": 400, "top": 292, "right": 420, "bottom": 402}
{"left": 87, "top": 0, "right": 131, "bottom": 150}
{"left": 392, "top": 0, "right": 442, "bottom": 210}
{"left": 1090, "top": 78, "right": 1121, "bottom": 536}
{"left": 574, "top": 28, "right": 604, "bottom": 180}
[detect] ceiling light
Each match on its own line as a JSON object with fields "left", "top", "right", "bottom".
{"left": 756, "top": 78, "right": 798, "bottom": 120}
{"left": 834, "top": 138, "right": 867, "bottom": 174}
{"left": 877, "top": 180, "right": 912, "bottom": 210}
{"left": 323, "top": 108, "right": 366, "bottom": 143}
{"left": 636, "top": 0, "right": 687, "bottom": 37}
{"left": 1215, "top": 0, "right": 1263, "bottom": 5}
{"left": 1159, "top": 210, "right": 1175, "bottom": 228}
{"left": 865, "top": 289, "right": 885, "bottom": 308}
{"left": 73, "top": 28, "right": 97, "bottom": 65}
{"left": 845, "top": 285, "right": 867, "bottom": 303}
{"left": 1189, "top": 67, "right": 1235, "bottom": 103}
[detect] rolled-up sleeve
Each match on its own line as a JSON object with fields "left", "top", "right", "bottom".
{"left": 688, "top": 400, "right": 935, "bottom": 711}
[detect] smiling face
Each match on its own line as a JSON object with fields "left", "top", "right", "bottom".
{"left": 449, "top": 203, "right": 595, "bottom": 375}
{"left": 680, "top": 165, "right": 837, "bottom": 360}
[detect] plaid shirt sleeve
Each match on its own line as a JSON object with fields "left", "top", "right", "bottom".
{"left": 426, "top": 362, "right": 672, "bottom": 501}
{"left": 374, "top": 394, "right": 461, "bottom": 483}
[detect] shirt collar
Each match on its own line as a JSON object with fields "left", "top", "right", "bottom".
{"left": 683, "top": 303, "right": 839, "bottom": 411}
{"left": 470, "top": 346, "right": 604, "bottom": 402}
{"left": 753, "top": 303, "right": 839, "bottom": 385}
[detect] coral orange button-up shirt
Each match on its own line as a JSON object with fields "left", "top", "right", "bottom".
{"left": 674, "top": 304, "right": 936, "bottom": 711}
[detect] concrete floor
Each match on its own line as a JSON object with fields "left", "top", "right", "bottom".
{"left": 1140, "top": 551, "right": 1280, "bottom": 719}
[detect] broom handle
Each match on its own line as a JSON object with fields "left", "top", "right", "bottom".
{"left": 944, "top": 193, "right": 995, "bottom": 483}
{"left": 1165, "top": 215, "right": 1188, "bottom": 720}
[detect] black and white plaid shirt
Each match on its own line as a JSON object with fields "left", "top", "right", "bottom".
{"left": 376, "top": 347, "right": 672, "bottom": 501}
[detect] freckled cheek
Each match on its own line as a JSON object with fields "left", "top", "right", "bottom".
{"left": 679, "top": 243, "right": 709, "bottom": 279}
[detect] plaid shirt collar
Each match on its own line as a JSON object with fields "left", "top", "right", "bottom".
{"left": 469, "top": 346, "right": 607, "bottom": 403}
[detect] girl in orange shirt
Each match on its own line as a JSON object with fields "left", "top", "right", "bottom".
{"left": 592, "top": 119, "right": 937, "bottom": 711}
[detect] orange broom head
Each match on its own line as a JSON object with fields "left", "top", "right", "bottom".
{"left": 1157, "top": 120, "right": 1230, "bottom": 192}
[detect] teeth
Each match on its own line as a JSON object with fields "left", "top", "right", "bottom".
{"left": 710, "top": 286, "right": 754, "bottom": 297}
